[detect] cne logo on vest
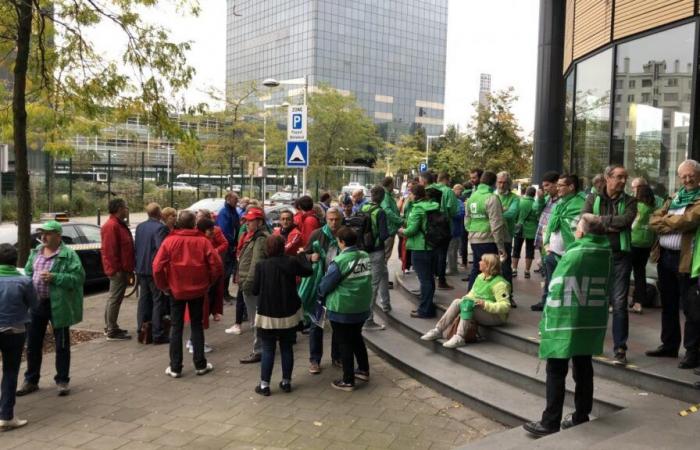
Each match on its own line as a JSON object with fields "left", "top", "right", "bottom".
{"left": 347, "top": 257, "right": 371, "bottom": 279}
{"left": 546, "top": 276, "right": 607, "bottom": 308}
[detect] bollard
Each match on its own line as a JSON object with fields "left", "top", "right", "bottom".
{"left": 96, "top": 208, "right": 101, "bottom": 226}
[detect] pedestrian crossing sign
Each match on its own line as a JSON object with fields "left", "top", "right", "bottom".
{"left": 286, "top": 141, "right": 309, "bottom": 167}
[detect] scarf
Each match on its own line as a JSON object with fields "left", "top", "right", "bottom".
{"left": 670, "top": 187, "right": 700, "bottom": 210}
{"left": 321, "top": 224, "right": 338, "bottom": 250}
{"left": 0, "top": 264, "right": 21, "bottom": 277}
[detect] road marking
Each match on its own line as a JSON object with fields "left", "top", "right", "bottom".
{"left": 679, "top": 404, "right": 700, "bottom": 417}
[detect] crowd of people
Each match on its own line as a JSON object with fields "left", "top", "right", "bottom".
{"left": 2, "top": 160, "right": 700, "bottom": 436}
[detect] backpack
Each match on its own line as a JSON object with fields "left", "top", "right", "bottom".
{"left": 346, "top": 205, "right": 379, "bottom": 252}
{"left": 424, "top": 209, "right": 451, "bottom": 249}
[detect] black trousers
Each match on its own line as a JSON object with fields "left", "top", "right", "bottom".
{"left": 330, "top": 321, "right": 369, "bottom": 385}
{"left": 25, "top": 299, "right": 70, "bottom": 385}
{"left": 657, "top": 248, "right": 700, "bottom": 353}
{"left": 541, "top": 356, "right": 593, "bottom": 429}
{"left": 169, "top": 297, "right": 207, "bottom": 373}
{"left": 630, "top": 246, "right": 651, "bottom": 304}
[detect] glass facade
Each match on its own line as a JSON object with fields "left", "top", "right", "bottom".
{"left": 226, "top": 0, "right": 448, "bottom": 140}
{"left": 565, "top": 21, "right": 697, "bottom": 196}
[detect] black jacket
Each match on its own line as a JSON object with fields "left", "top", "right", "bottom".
{"left": 582, "top": 189, "right": 637, "bottom": 252}
{"left": 252, "top": 254, "right": 313, "bottom": 331}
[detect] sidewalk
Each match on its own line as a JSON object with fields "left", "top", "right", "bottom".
{"left": 6, "top": 291, "right": 505, "bottom": 449}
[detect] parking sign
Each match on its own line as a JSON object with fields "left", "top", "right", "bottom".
{"left": 287, "top": 105, "right": 307, "bottom": 140}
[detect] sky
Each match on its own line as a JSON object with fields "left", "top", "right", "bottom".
{"left": 98, "top": 0, "right": 540, "bottom": 134}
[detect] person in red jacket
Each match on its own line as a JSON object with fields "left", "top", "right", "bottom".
{"left": 101, "top": 198, "right": 135, "bottom": 341}
{"left": 153, "top": 210, "right": 223, "bottom": 378}
{"left": 273, "top": 209, "right": 303, "bottom": 256}
{"left": 296, "top": 195, "right": 321, "bottom": 247}
{"left": 196, "top": 210, "right": 228, "bottom": 323}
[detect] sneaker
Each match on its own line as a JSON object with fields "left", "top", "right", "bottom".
{"left": 363, "top": 319, "right": 385, "bottom": 331}
{"left": 331, "top": 379, "right": 355, "bottom": 392}
{"left": 524, "top": 271, "right": 531, "bottom": 279}
{"left": 56, "top": 382, "right": 70, "bottom": 396}
{"left": 186, "top": 340, "right": 193, "bottom": 350}
{"left": 630, "top": 303, "right": 643, "bottom": 314}
{"left": 15, "top": 381, "right": 38, "bottom": 397}
{"left": 354, "top": 370, "right": 370, "bottom": 382}
{"left": 225, "top": 324, "right": 242, "bottom": 335}
{"left": 188, "top": 343, "right": 213, "bottom": 354}
{"left": 255, "top": 385, "right": 270, "bottom": 396}
{"left": 196, "top": 363, "right": 214, "bottom": 376}
{"left": 0, "top": 417, "right": 28, "bottom": 431}
{"left": 165, "top": 366, "right": 182, "bottom": 378}
{"left": 443, "top": 335, "right": 466, "bottom": 348}
{"left": 309, "top": 362, "right": 321, "bottom": 374}
{"left": 420, "top": 328, "right": 442, "bottom": 341}
{"left": 279, "top": 381, "right": 292, "bottom": 393}
{"left": 106, "top": 330, "right": 132, "bottom": 341}
{"left": 240, "top": 353, "right": 261, "bottom": 364}
{"left": 512, "top": 271, "right": 518, "bottom": 278}
{"left": 613, "top": 350, "right": 628, "bottom": 365}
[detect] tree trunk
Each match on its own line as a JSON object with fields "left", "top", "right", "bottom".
{"left": 13, "top": 0, "right": 33, "bottom": 266}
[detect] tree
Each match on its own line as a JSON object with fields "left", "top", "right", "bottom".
{"left": 1, "top": 0, "right": 198, "bottom": 263}
{"left": 388, "top": 127, "right": 425, "bottom": 175}
{"left": 431, "top": 125, "right": 475, "bottom": 182}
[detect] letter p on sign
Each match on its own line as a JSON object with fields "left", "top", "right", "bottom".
{"left": 292, "top": 113, "right": 303, "bottom": 129}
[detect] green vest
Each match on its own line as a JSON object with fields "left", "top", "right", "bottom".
{"left": 539, "top": 234, "right": 612, "bottom": 359}
{"left": 498, "top": 192, "right": 519, "bottom": 237}
{"left": 325, "top": 249, "right": 372, "bottom": 314}
{"left": 593, "top": 195, "right": 630, "bottom": 252}
{"left": 631, "top": 202, "right": 655, "bottom": 248}
{"left": 466, "top": 184, "right": 495, "bottom": 233}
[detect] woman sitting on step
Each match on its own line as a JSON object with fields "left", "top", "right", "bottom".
{"left": 420, "top": 253, "right": 511, "bottom": 348}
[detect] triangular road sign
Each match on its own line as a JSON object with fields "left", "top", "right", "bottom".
{"left": 290, "top": 145, "right": 306, "bottom": 163}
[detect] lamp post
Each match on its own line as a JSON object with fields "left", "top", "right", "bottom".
{"left": 425, "top": 134, "right": 445, "bottom": 168}
{"left": 263, "top": 75, "right": 309, "bottom": 194}
{"left": 261, "top": 102, "right": 289, "bottom": 202}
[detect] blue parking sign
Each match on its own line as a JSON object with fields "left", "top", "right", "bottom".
{"left": 292, "top": 113, "right": 303, "bottom": 130}
{"left": 419, "top": 162, "right": 428, "bottom": 172}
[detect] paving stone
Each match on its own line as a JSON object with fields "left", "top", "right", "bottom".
{"left": 190, "top": 434, "right": 233, "bottom": 449}
{"left": 220, "top": 425, "right": 266, "bottom": 442}
{"left": 322, "top": 426, "right": 363, "bottom": 443}
{"left": 253, "top": 429, "right": 302, "bottom": 447}
{"left": 94, "top": 420, "right": 142, "bottom": 437}
{"left": 134, "top": 413, "right": 177, "bottom": 427}
{"left": 191, "top": 421, "right": 234, "bottom": 436}
{"left": 354, "top": 430, "right": 397, "bottom": 447}
{"left": 126, "top": 426, "right": 169, "bottom": 442}
{"left": 161, "top": 416, "right": 207, "bottom": 432}
{"left": 151, "top": 429, "right": 200, "bottom": 447}
{"left": 288, "top": 435, "right": 333, "bottom": 449}
{"left": 52, "top": 430, "right": 101, "bottom": 447}
{"left": 80, "top": 435, "right": 131, "bottom": 450}
{"left": 351, "top": 417, "right": 390, "bottom": 433}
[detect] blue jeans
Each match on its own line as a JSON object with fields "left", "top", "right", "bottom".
{"left": 25, "top": 299, "right": 70, "bottom": 384}
{"left": 412, "top": 250, "right": 437, "bottom": 317}
{"left": 137, "top": 275, "right": 165, "bottom": 340}
{"left": 541, "top": 252, "right": 560, "bottom": 305}
{"left": 0, "top": 332, "right": 25, "bottom": 420}
{"left": 611, "top": 252, "right": 632, "bottom": 352}
{"left": 468, "top": 243, "right": 499, "bottom": 290}
{"left": 309, "top": 323, "right": 340, "bottom": 364}
{"left": 260, "top": 329, "right": 296, "bottom": 383}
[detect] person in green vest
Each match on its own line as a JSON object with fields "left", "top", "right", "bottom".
{"left": 582, "top": 164, "right": 637, "bottom": 365}
{"left": 361, "top": 186, "right": 390, "bottom": 331}
{"left": 318, "top": 226, "right": 372, "bottom": 392}
{"left": 398, "top": 184, "right": 441, "bottom": 318}
{"left": 380, "top": 177, "right": 403, "bottom": 275}
{"left": 512, "top": 186, "right": 539, "bottom": 279}
{"left": 629, "top": 183, "right": 657, "bottom": 314}
{"left": 17, "top": 221, "right": 85, "bottom": 398}
{"left": 632, "top": 176, "right": 665, "bottom": 209}
{"left": 420, "top": 171, "right": 459, "bottom": 290}
{"left": 496, "top": 171, "right": 519, "bottom": 306}
{"left": 465, "top": 171, "right": 507, "bottom": 291}
{"left": 397, "top": 178, "right": 419, "bottom": 273}
{"left": 531, "top": 171, "right": 561, "bottom": 311}
{"left": 524, "top": 213, "right": 612, "bottom": 437}
{"left": 421, "top": 253, "right": 511, "bottom": 348}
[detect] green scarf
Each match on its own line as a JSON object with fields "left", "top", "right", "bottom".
{"left": 670, "top": 187, "right": 700, "bottom": 210}
{"left": 0, "top": 264, "right": 21, "bottom": 277}
{"left": 321, "top": 224, "right": 338, "bottom": 250}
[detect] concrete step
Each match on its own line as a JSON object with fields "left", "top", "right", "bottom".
{"left": 363, "top": 323, "right": 566, "bottom": 427}
{"left": 395, "top": 271, "right": 700, "bottom": 404}
{"left": 376, "top": 291, "right": 646, "bottom": 418}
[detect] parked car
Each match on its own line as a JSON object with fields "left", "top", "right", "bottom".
{"left": 267, "top": 191, "right": 295, "bottom": 205}
{"left": 341, "top": 182, "right": 370, "bottom": 197}
{"left": 184, "top": 198, "right": 226, "bottom": 219}
{"left": 0, "top": 222, "right": 107, "bottom": 287}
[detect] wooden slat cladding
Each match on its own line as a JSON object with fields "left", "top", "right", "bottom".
{"left": 573, "top": 0, "right": 612, "bottom": 60}
{"left": 614, "top": 0, "right": 694, "bottom": 39}
{"left": 563, "top": 0, "right": 575, "bottom": 73}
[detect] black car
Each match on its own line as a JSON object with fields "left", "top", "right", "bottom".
{"left": 0, "top": 222, "right": 107, "bottom": 286}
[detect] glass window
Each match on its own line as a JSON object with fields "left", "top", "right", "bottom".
{"left": 78, "top": 225, "right": 102, "bottom": 244}
{"left": 628, "top": 80, "right": 636, "bottom": 88}
{"left": 563, "top": 72, "right": 574, "bottom": 173}
{"left": 572, "top": 48, "right": 612, "bottom": 188}
{"left": 611, "top": 22, "right": 694, "bottom": 198}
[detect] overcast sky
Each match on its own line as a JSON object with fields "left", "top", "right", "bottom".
{"left": 123, "top": 0, "right": 540, "bottom": 134}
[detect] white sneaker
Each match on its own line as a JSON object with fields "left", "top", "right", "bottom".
{"left": 225, "top": 324, "right": 242, "bottom": 335}
{"left": 0, "top": 417, "right": 28, "bottom": 431}
{"left": 188, "top": 343, "right": 213, "bottom": 354}
{"left": 186, "top": 340, "right": 192, "bottom": 350}
{"left": 421, "top": 328, "right": 442, "bottom": 341}
{"left": 196, "top": 363, "right": 214, "bottom": 376}
{"left": 165, "top": 367, "right": 182, "bottom": 378}
{"left": 363, "top": 319, "right": 385, "bottom": 331}
{"left": 443, "top": 335, "right": 466, "bottom": 348}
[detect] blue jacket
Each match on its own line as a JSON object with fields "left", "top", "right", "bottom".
{"left": 452, "top": 199, "right": 465, "bottom": 238}
{"left": 217, "top": 203, "right": 240, "bottom": 252}
{"left": 135, "top": 218, "right": 166, "bottom": 275}
{"left": 0, "top": 272, "right": 37, "bottom": 328}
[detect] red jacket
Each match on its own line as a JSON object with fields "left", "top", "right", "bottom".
{"left": 297, "top": 211, "right": 321, "bottom": 248}
{"left": 101, "top": 215, "right": 135, "bottom": 276}
{"left": 273, "top": 225, "right": 303, "bottom": 256}
{"left": 152, "top": 229, "right": 223, "bottom": 300}
{"left": 208, "top": 226, "right": 229, "bottom": 256}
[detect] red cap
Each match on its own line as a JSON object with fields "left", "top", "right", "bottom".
{"left": 243, "top": 208, "right": 265, "bottom": 221}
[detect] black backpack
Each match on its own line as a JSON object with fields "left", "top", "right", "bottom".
{"left": 345, "top": 205, "right": 379, "bottom": 252}
{"left": 424, "top": 209, "right": 451, "bottom": 249}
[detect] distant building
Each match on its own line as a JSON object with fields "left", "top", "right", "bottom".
{"left": 225, "top": 0, "right": 448, "bottom": 141}
{"left": 479, "top": 73, "right": 491, "bottom": 107}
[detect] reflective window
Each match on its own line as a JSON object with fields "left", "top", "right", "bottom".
{"left": 563, "top": 72, "right": 574, "bottom": 173}
{"left": 611, "top": 23, "right": 694, "bottom": 198}
{"left": 572, "top": 49, "right": 612, "bottom": 188}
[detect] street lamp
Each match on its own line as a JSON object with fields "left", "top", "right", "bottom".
{"left": 261, "top": 102, "right": 289, "bottom": 201}
{"left": 425, "top": 134, "right": 445, "bottom": 169}
{"left": 263, "top": 75, "right": 309, "bottom": 194}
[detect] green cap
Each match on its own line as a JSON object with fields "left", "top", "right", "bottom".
{"left": 37, "top": 220, "right": 63, "bottom": 234}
